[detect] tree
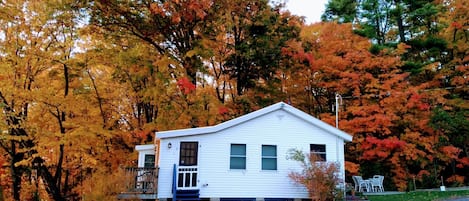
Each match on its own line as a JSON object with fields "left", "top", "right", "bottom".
{"left": 0, "top": 1, "right": 59, "bottom": 198}
{"left": 219, "top": 0, "right": 300, "bottom": 96}
{"left": 322, "top": 0, "right": 357, "bottom": 23}
{"left": 430, "top": 107, "right": 469, "bottom": 184}
{"left": 0, "top": 1, "right": 115, "bottom": 200}
{"left": 90, "top": 0, "right": 213, "bottom": 85}
{"left": 280, "top": 22, "right": 463, "bottom": 190}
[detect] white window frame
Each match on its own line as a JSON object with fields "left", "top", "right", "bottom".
{"left": 310, "top": 144, "right": 327, "bottom": 161}
{"left": 261, "top": 145, "right": 277, "bottom": 170}
{"left": 230, "top": 144, "right": 246, "bottom": 170}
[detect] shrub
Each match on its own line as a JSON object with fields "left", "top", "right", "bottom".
{"left": 288, "top": 149, "right": 343, "bottom": 201}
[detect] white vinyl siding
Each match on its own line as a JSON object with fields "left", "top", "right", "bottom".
{"left": 157, "top": 109, "right": 346, "bottom": 199}
{"left": 136, "top": 144, "right": 155, "bottom": 168}
{"left": 262, "top": 145, "right": 277, "bottom": 170}
{"left": 230, "top": 144, "right": 246, "bottom": 169}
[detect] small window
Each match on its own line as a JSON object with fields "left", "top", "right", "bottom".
{"left": 230, "top": 144, "right": 246, "bottom": 169}
{"left": 262, "top": 145, "right": 277, "bottom": 170}
{"left": 310, "top": 144, "right": 326, "bottom": 161}
{"left": 144, "top": 154, "right": 155, "bottom": 168}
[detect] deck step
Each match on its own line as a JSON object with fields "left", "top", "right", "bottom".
{"left": 176, "top": 189, "right": 200, "bottom": 201}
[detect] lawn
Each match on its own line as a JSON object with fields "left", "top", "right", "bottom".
{"left": 366, "top": 190, "right": 469, "bottom": 201}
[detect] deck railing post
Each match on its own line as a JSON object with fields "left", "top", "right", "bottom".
{"left": 172, "top": 164, "right": 177, "bottom": 201}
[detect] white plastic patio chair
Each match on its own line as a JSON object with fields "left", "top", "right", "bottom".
{"left": 371, "top": 175, "right": 384, "bottom": 192}
{"left": 352, "top": 176, "right": 370, "bottom": 192}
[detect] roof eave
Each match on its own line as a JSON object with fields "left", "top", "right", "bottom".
{"left": 157, "top": 102, "right": 285, "bottom": 139}
{"left": 156, "top": 102, "right": 354, "bottom": 142}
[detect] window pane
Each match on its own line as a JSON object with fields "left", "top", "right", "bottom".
{"left": 310, "top": 144, "right": 326, "bottom": 161}
{"left": 231, "top": 144, "right": 246, "bottom": 155}
{"left": 184, "top": 172, "right": 191, "bottom": 187}
{"left": 262, "top": 158, "right": 277, "bottom": 170}
{"left": 310, "top": 144, "right": 326, "bottom": 152}
{"left": 262, "top": 145, "right": 277, "bottom": 170}
{"left": 230, "top": 157, "right": 246, "bottom": 169}
{"left": 178, "top": 173, "right": 184, "bottom": 187}
{"left": 319, "top": 154, "right": 326, "bottom": 161}
{"left": 144, "top": 154, "right": 155, "bottom": 168}
{"left": 180, "top": 142, "right": 198, "bottom": 166}
{"left": 191, "top": 173, "right": 197, "bottom": 187}
{"left": 262, "top": 145, "right": 276, "bottom": 157}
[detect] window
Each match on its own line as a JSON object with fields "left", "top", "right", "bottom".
{"left": 144, "top": 154, "right": 155, "bottom": 168}
{"left": 262, "top": 145, "right": 277, "bottom": 170}
{"left": 179, "top": 142, "right": 198, "bottom": 166}
{"left": 230, "top": 144, "right": 246, "bottom": 169}
{"left": 310, "top": 144, "right": 326, "bottom": 161}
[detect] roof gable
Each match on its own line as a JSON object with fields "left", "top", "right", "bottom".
{"left": 157, "top": 102, "right": 353, "bottom": 142}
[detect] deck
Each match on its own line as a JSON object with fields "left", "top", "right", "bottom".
{"left": 117, "top": 167, "right": 158, "bottom": 200}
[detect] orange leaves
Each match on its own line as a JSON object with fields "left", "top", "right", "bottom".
{"left": 440, "top": 146, "right": 461, "bottom": 160}
{"left": 446, "top": 175, "right": 465, "bottom": 185}
{"left": 149, "top": 3, "right": 163, "bottom": 15}
{"left": 451, "top": 65, "right": 469, "bottom": 86}
{"left": 395, "top": 43, "right": 411, "bottom": 55}
{"left": 149, "top": 0, "right": 211, "bottom": 22}
{"left": 0, "top": 154, "right": 5, "bottom": 176}
{"left": 345, "top": 161, "right": 360, "bottom": 175}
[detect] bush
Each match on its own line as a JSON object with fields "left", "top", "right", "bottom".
{"left": 288, "top": 149, "right": 343, "bottom": 201}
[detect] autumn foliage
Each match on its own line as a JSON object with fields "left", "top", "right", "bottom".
{"left": 0, "top": 0, "right": 468, "bottom": 200}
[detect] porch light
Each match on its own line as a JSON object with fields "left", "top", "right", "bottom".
{"left": 168, "top": 142, "right": 172, "bottom": 149}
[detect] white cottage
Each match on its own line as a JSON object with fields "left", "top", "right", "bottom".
{"left": 122, "top": 102, "right": 353, "bottom": 201}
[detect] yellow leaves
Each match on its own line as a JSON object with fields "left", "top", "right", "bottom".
{"left": 396, "top": 43, "right": 411, "bottom": 55}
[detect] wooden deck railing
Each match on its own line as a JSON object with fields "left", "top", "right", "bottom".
{"left": 121, "top": 167, "right": 158, "bottom": 194}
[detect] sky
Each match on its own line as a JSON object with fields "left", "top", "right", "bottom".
{"left": 285, "top": 0, "right": 328, "bottom": 24}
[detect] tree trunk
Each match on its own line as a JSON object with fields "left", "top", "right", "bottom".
{"left": 10, "top": 142, "right": 21, "bottom": 201}
{"left": 395, "top": 1, "right": 406, "bottom": 42}
{"left": 0, "top": 184, "right": 4, "bottom": 201}
{"left": 39, "top": 165, "right": 65, "bottom": 201}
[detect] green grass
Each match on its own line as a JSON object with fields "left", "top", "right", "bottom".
{"left": 366, "top": 190, "right": 469, "bottom": 201}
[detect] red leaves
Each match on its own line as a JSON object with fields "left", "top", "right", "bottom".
{"left": 177, "top": 77, "right": 196, "bottom": 94}
{"left": 451, "top": 21, "right": 463, "bottom": 29}
{"left": 456, "top": 157, "right": 469, "bottom": 168}
{"left": 407, "top": 92, "right": 431, "bottom": 111}
{"left": 281, "top": 41, "right": 315, "bottom": 66}
{"left": 218, "top": 106, "right": 229, "bottom": 115}
{"left": 361, "top": 136, "right": 406, "bottom": 160}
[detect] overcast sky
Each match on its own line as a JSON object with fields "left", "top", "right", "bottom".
{"left": 285, "top": 0, "right": 328, "bottom": 24}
